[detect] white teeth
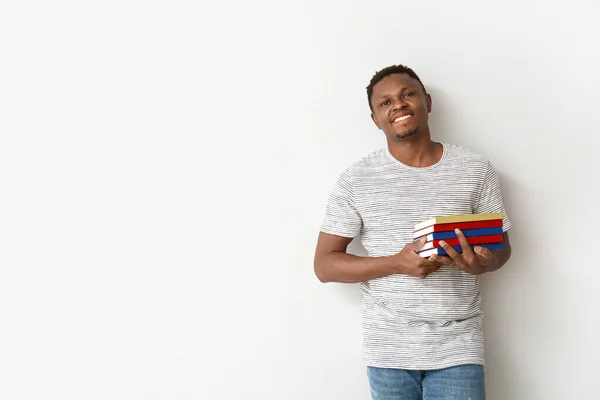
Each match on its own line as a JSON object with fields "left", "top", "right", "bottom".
{"left": 394, "top": 115, "right": 411, "bottom": 123}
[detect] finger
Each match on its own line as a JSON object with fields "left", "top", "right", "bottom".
{"left": 416, "top": 254, "right": 444, "bottom": 267}
{"left": 424, "top": 266, "right": 441, "bottom": 278}
{"left": 454, "top": 229, "right": 475, "bottom": 258}
{"left": 429, "top": 266, "right": 441, "bottom": 275}
{"left": 419, "top": 265, "right": 441, "bottom": 279}
{"left": 438, "top": 240, "right": 466, "bottom": 267}
{"left": 430, "top": 255, "right": 453, "bottom": 265}
{"left": 407, "top": 236, "right": 427, "bottom": 252}
{"left": 474, "top": 246, "right": 495, "bottom": 266}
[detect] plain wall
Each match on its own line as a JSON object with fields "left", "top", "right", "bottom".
{"left": 1, "top": 1, "right": 599, "bottom": 399}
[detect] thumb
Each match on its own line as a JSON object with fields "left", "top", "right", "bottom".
{"left": 474, "top": 246, "right": 494, "bottom": 263}
{"left": 407, "top": 236, "right": 427, "bottom": 252}
{"left": 474, "top": 246, "right": 489, "bottom": 257}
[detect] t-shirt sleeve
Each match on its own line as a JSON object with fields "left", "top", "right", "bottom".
{"left": 320, "top": 168, "right": 362, "bottom": 238}
{"left": 475, "top": 161, "right": 513, "bottom": 232}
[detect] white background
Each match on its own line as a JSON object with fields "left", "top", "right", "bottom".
{"left": 1, "top": 1, "right": 599, "bottom": 399}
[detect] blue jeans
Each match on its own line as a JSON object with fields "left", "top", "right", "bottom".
{"left": 367, "top": 364, "right": 485, "bottom": 400}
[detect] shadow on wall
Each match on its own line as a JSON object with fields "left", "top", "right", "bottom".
{"left": 477, "top": 169, "right": 551, "bottom": 399}
{"left": 423, "top": 86, "right": 456, "bottom": 145}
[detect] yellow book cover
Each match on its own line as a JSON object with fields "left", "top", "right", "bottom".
{"left": 414, "top": 212, "right": 505, "bottom": 232}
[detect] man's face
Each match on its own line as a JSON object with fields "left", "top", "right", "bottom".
{"left": 370, "top": 73, "right": 432, "bottom": 140}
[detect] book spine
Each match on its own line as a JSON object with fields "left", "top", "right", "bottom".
{"left": 418, "top": 242, "right": 505, "bottom": 258}
{"left": 413, "top": 219, "right": 503, "bottom": 238}
{"left": 420, "top": 234, "right": 504, "bottom": 250}
{"left": 414, "top": 212, "right": 504, "bottom": 231}
{"left": 424, "top": 227, "right": 503, "bottom": 240}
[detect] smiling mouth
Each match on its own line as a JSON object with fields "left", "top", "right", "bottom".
{"left": 393, "top": 115, "right": 412, "bottom": 123}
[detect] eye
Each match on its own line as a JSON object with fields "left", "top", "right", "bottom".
{"left": 380, "top": 100, "right": 391, "bottom": 107}
{"left": 403, "top": 92, "right": 415, "bottom": 98}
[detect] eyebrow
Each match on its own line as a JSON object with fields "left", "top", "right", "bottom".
{"left": 376, "top": 86, "right": 417, "bottom": 100}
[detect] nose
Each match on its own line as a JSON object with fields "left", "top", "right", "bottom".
{"left": 391, "top": 99, "right": 408, "bottom": 111}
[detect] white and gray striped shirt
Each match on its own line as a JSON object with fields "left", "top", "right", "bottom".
{"left": 320, "top": 143, "right": 512, "bottom": 370}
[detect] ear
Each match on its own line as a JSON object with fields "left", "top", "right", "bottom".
{"left": 426, "top": 93, "right": 432, "bottom": 113}
{"left": 371, "top": 113, "right": 381, "bottom": 130}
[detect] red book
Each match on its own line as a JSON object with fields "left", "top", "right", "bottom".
{"left": 419, "top": 234, "right": 504, "bottom": 251}
{"left": 414, "top": 219, "right": 503, "bottom": 239}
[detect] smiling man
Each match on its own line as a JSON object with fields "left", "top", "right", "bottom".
{"left": 314, "top": 65, "right": 512, "bottom": 400}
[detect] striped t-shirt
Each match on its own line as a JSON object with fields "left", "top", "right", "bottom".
{"left": 320, "top": 143, "right": 512, "bottom": 370}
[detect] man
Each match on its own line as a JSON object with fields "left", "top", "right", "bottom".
{"left": 314, "top": 64, "right": 512, "bottom": 400}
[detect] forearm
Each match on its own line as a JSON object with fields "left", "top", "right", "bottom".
{"left": 314, "top": 251, "right": 397, "bottom": 283}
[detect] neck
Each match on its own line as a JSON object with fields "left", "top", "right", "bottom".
{"left": 387, "top": 136, "right": 442, "bottom": 168}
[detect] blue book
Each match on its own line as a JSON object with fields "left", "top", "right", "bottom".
{"left": 423, "top": 227, "right": 503, "bottom": 241}
{"left": 418, "top": 242, "right": 504, "bottom": 258}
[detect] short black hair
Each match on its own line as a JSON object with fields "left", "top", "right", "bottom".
{"left": 366, "top": 64, "right": 427, "bottom": 112}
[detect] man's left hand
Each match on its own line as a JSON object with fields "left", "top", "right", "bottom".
{"left": 429, "top": 229, "right": 497, "bottom": 275}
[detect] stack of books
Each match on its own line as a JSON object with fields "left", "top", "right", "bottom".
{"left": 414, "top": 212, "right": 505, "bottom": 258}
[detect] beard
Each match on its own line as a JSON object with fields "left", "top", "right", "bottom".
{"left": 395, "top": 127, "right": 419, "bottom": 139}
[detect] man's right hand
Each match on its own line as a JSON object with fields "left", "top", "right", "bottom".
{"left": 314, "top": 232, "right": 443, "bottom": 284}
{"left": 391, "top": 237, "right": 443, "bottom": 279}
